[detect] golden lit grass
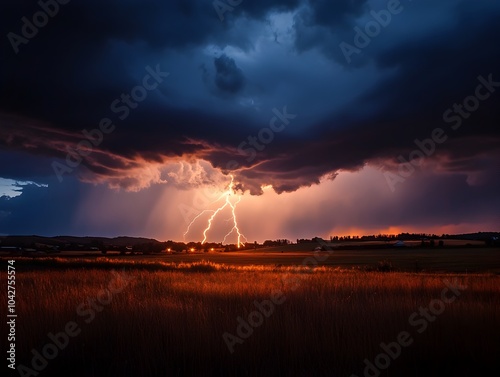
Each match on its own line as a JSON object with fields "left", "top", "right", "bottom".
{"left": 8, "top": 256, "right": 330, "bottom": 273}
{"left": 2, "top": 259, "right": 499, "bottom": 376}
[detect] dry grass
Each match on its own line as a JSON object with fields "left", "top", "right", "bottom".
{"left": 1, "top": 258, "right": 499, "bottom": 376}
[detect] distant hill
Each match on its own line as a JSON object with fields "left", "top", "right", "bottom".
{"left": 451, "top": 232, "right": 500, "bottom": 241}
{"left": 53, "top": 235, "right": 161, "bottom": 247}
{"left": 0, "top": 232, "right": 498, "bottom": 250}
{"left": 0, "top": 235, "right": 161, "bottom": 247}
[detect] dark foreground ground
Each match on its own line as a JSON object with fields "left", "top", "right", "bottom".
{"left": 1, "top": 247, "right": 499, "bottom": 377}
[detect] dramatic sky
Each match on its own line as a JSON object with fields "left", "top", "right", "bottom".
{"left": 0, "top": 0, "right": 499, "bottom": 242}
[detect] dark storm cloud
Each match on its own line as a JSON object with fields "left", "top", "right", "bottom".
{"left": 201, "top": 53, "right": 246, "bottom": 96}
{"left": 0, "top": 0, "right": 499, "bottom": 198}
{"left": 268, "top": 167, "right": 500, "bottom": 240}
{"left": 214, "top": 54, "right": 246, "bottom": 94}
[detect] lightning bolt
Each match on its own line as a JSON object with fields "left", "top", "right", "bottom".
{"left": 182, "top": 209, "right": 215, "bottom": 240}
{"left": 222, "top": 196, "right": 247, "bottom": 247}
{"left": 184, "top": 175, "right": 247, "bottom": 248}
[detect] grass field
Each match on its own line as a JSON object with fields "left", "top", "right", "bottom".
{"left": 13, "top": 245, "right": 500, "bottom": 273}
{"left": 2, "top": 247, "right": 499, "bottom": 376}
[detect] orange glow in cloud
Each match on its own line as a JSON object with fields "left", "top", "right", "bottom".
{"left": 329, "top": 224, "right": 495, "bottom": 238}
{"left": 330, "top": 226, "right": 405, "bottom": 237}
{"left": 75, "top": 165, "right": 498, "bottom": 243}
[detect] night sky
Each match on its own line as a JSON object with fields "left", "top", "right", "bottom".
{"left": 0, "top": 0, "right": 499, "bottom": 242}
